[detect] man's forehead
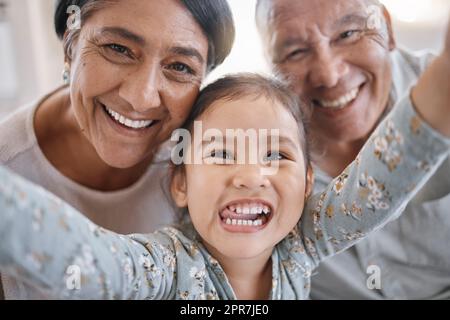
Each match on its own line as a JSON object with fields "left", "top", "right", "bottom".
{"left": 259, "top": 0, "right": 379, "bottom": 25}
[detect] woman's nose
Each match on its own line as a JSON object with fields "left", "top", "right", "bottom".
{"left": 232, "top": 165, "right": 271, "bottom": 190}
{"left": 119, "top": 62, "right": 162, "bottom": 113}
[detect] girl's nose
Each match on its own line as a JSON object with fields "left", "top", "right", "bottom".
{"left": 232, "top": 165, "right": 271, "bottom": 190}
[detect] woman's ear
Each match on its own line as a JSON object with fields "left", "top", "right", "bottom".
{"left": 170, "top": 167, "right": 188, "bottom": 208}
{"left": 381, "top": 5, "right": 397, "bottom": 51}
{"left": 305, "top": 164, "right": 315, "bottom": 200}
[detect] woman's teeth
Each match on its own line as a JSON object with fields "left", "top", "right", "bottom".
{"left": 105, "top": 106, "right": 154, "bottom": 129}
{"left": 317, "top": 87, "right": 360, "bottom": 109}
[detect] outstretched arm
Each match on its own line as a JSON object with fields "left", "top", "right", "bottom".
{"left": 0, "top": 167, "right": 177, "bottom": 299}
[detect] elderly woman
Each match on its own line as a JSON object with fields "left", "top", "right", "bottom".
{"left": 0, "top": 0, "right": 234, "bottom": 299}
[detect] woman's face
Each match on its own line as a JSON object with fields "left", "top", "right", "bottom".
{"left": 172, "top": 96, "right": 313, "bottom": 261}
{"left": 68, "top": 0, "right": 209, "bottom": 168}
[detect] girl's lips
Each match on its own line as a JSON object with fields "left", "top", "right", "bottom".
{"left": 218, "top": 199, "right": 274, "bottom": 233}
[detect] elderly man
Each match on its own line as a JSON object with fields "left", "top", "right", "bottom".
{"left": 256, "top": 0, "right": 450, "bottom": 299}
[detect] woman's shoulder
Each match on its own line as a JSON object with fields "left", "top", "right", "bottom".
{"left": 0, "top": 102, "right": 39, "bottom": 164}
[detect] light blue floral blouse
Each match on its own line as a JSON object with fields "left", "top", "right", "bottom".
{"left": 0, "top": 96, "right": 449, "bottom": 300}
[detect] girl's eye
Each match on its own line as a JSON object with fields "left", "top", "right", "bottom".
{"left": 168, "top": 62, "right": 195, "bottom": 75}
{"left": 210, "top": 150, "right": 234, "bottom": 160}
{"left": 264, "top": 151, "right": 286, "bottom": 162}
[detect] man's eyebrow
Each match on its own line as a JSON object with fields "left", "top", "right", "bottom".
{"left": 169, "top": 46, "right": 205, "bottom": 64}
{"left": 333, "top": 13, "right": 368, "bottom": 29}
{"left": 279, "top": 37, "right": 308, "bottom": 50}
{"left": 99, "top": 27, "right": 146, "bottom": 46}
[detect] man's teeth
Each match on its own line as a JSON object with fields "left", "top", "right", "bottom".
{"left": 318, "top": 88, "right": 359, "bottom": 109}
{"left": 105, "top": 107, "right": 153, "bottom": 129}
{"left": 228, "top": 204, "right": 271, "bottom": 215}
{"left": 225, "top": 218, "right": 263, "bottom": 226}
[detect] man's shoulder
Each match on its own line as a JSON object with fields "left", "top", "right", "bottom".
{"left": 0, "top": 103, "right": 37, "bottom": 164}
{"left": 391, "top": 48, "right": 436, "bottom": 79}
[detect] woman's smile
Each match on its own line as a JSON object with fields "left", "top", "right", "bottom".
{"left": 98, "top": 101, "right": 162, "bottom": 139}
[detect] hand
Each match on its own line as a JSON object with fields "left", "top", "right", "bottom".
{"left": 412, "top": 16, "right": 450, "bottom": 137}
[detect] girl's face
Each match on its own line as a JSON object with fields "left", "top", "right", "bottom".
{"left": 68, "top": 0, "right": 209, "bottom": 168}
{"left": 172, "top": 96, "right": 313, "bottom": 261}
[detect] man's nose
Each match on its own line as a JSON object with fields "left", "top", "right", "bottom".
{"left": 308, "top": 46, "right": 349, "bottom": 89}
{"left": 232, "top": 165, "right": 271, "bottom": 190}
{"left": 119, "top": 62, "right": 162, "bottom": 113}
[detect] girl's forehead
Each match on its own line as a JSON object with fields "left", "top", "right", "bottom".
{"left": 199, "top": 96, "right": 298, "bottom": 130}
{"left": 192, "top": 96, "right": 303, "bottom": 149}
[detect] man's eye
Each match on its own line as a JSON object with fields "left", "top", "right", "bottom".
{"left": 339, "top": 30, "right": 361, "bottom": 40}
{"left": 286, "top": 48, "right": 308, "bottom": 61}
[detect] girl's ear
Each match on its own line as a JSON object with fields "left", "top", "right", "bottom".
{"left": 170, "top": 167, "right": 188, "bottom": 208}
{"left": 305, "top": 164, "right": 315, "bottom": 200}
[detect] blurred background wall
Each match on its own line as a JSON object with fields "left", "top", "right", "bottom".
{"left": 0, "top": 0, "right": 449, "bottom": 118}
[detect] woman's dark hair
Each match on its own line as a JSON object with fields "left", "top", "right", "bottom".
{"left": 54, "top": 0, "right": 235, "bottom": 71}
{"left": 178, "top": 73, "right": 311, "bottom": 167}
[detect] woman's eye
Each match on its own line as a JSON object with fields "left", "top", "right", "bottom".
{"left": 168, "top": 62, "right": 195, "bottom": 75}
{"left": 106, "top": 44, "right": 132, "bottom": 57}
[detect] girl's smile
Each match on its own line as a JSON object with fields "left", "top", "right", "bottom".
{"left": 219, "top": 198, "right": 274, "bottom": 233}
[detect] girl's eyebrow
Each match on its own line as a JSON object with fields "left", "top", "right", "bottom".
{"left": 276, "top": 135, "right": 299, "bottom": 150}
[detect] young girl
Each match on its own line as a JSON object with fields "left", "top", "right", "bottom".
{"left": 0, "top": 74, "right": 449, "bottom": 300}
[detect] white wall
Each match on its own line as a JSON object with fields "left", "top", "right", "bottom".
{"left": 0, "top": 0, "right": 63, "bottom": 117}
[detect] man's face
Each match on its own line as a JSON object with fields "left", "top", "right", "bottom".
{"left": 261, "top": 0, "right": 395, "bottom": 143}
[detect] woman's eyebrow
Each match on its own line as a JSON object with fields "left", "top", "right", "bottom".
{"left": 99, "top": 27, "right": 146, "bottom": 46}
{"left": 169, "top": 46, "right": 205, "bottom": 65}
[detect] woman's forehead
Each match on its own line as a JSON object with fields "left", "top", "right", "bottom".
{"left": 81, "top": 0, "right": 208, "bottom": 49}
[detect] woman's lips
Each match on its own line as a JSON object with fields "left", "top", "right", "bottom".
{"left": 101, "top": 103, "right": 160, "bottom": 136}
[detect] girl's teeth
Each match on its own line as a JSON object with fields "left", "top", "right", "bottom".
{"left": 105, "top": 107, "right": 153, "bottom": 129}
{"left": 228, "top": 203, "right": 271, "bottom": 215}
{"left": 225, "top": 218, "right": 263, "bottom": 226}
